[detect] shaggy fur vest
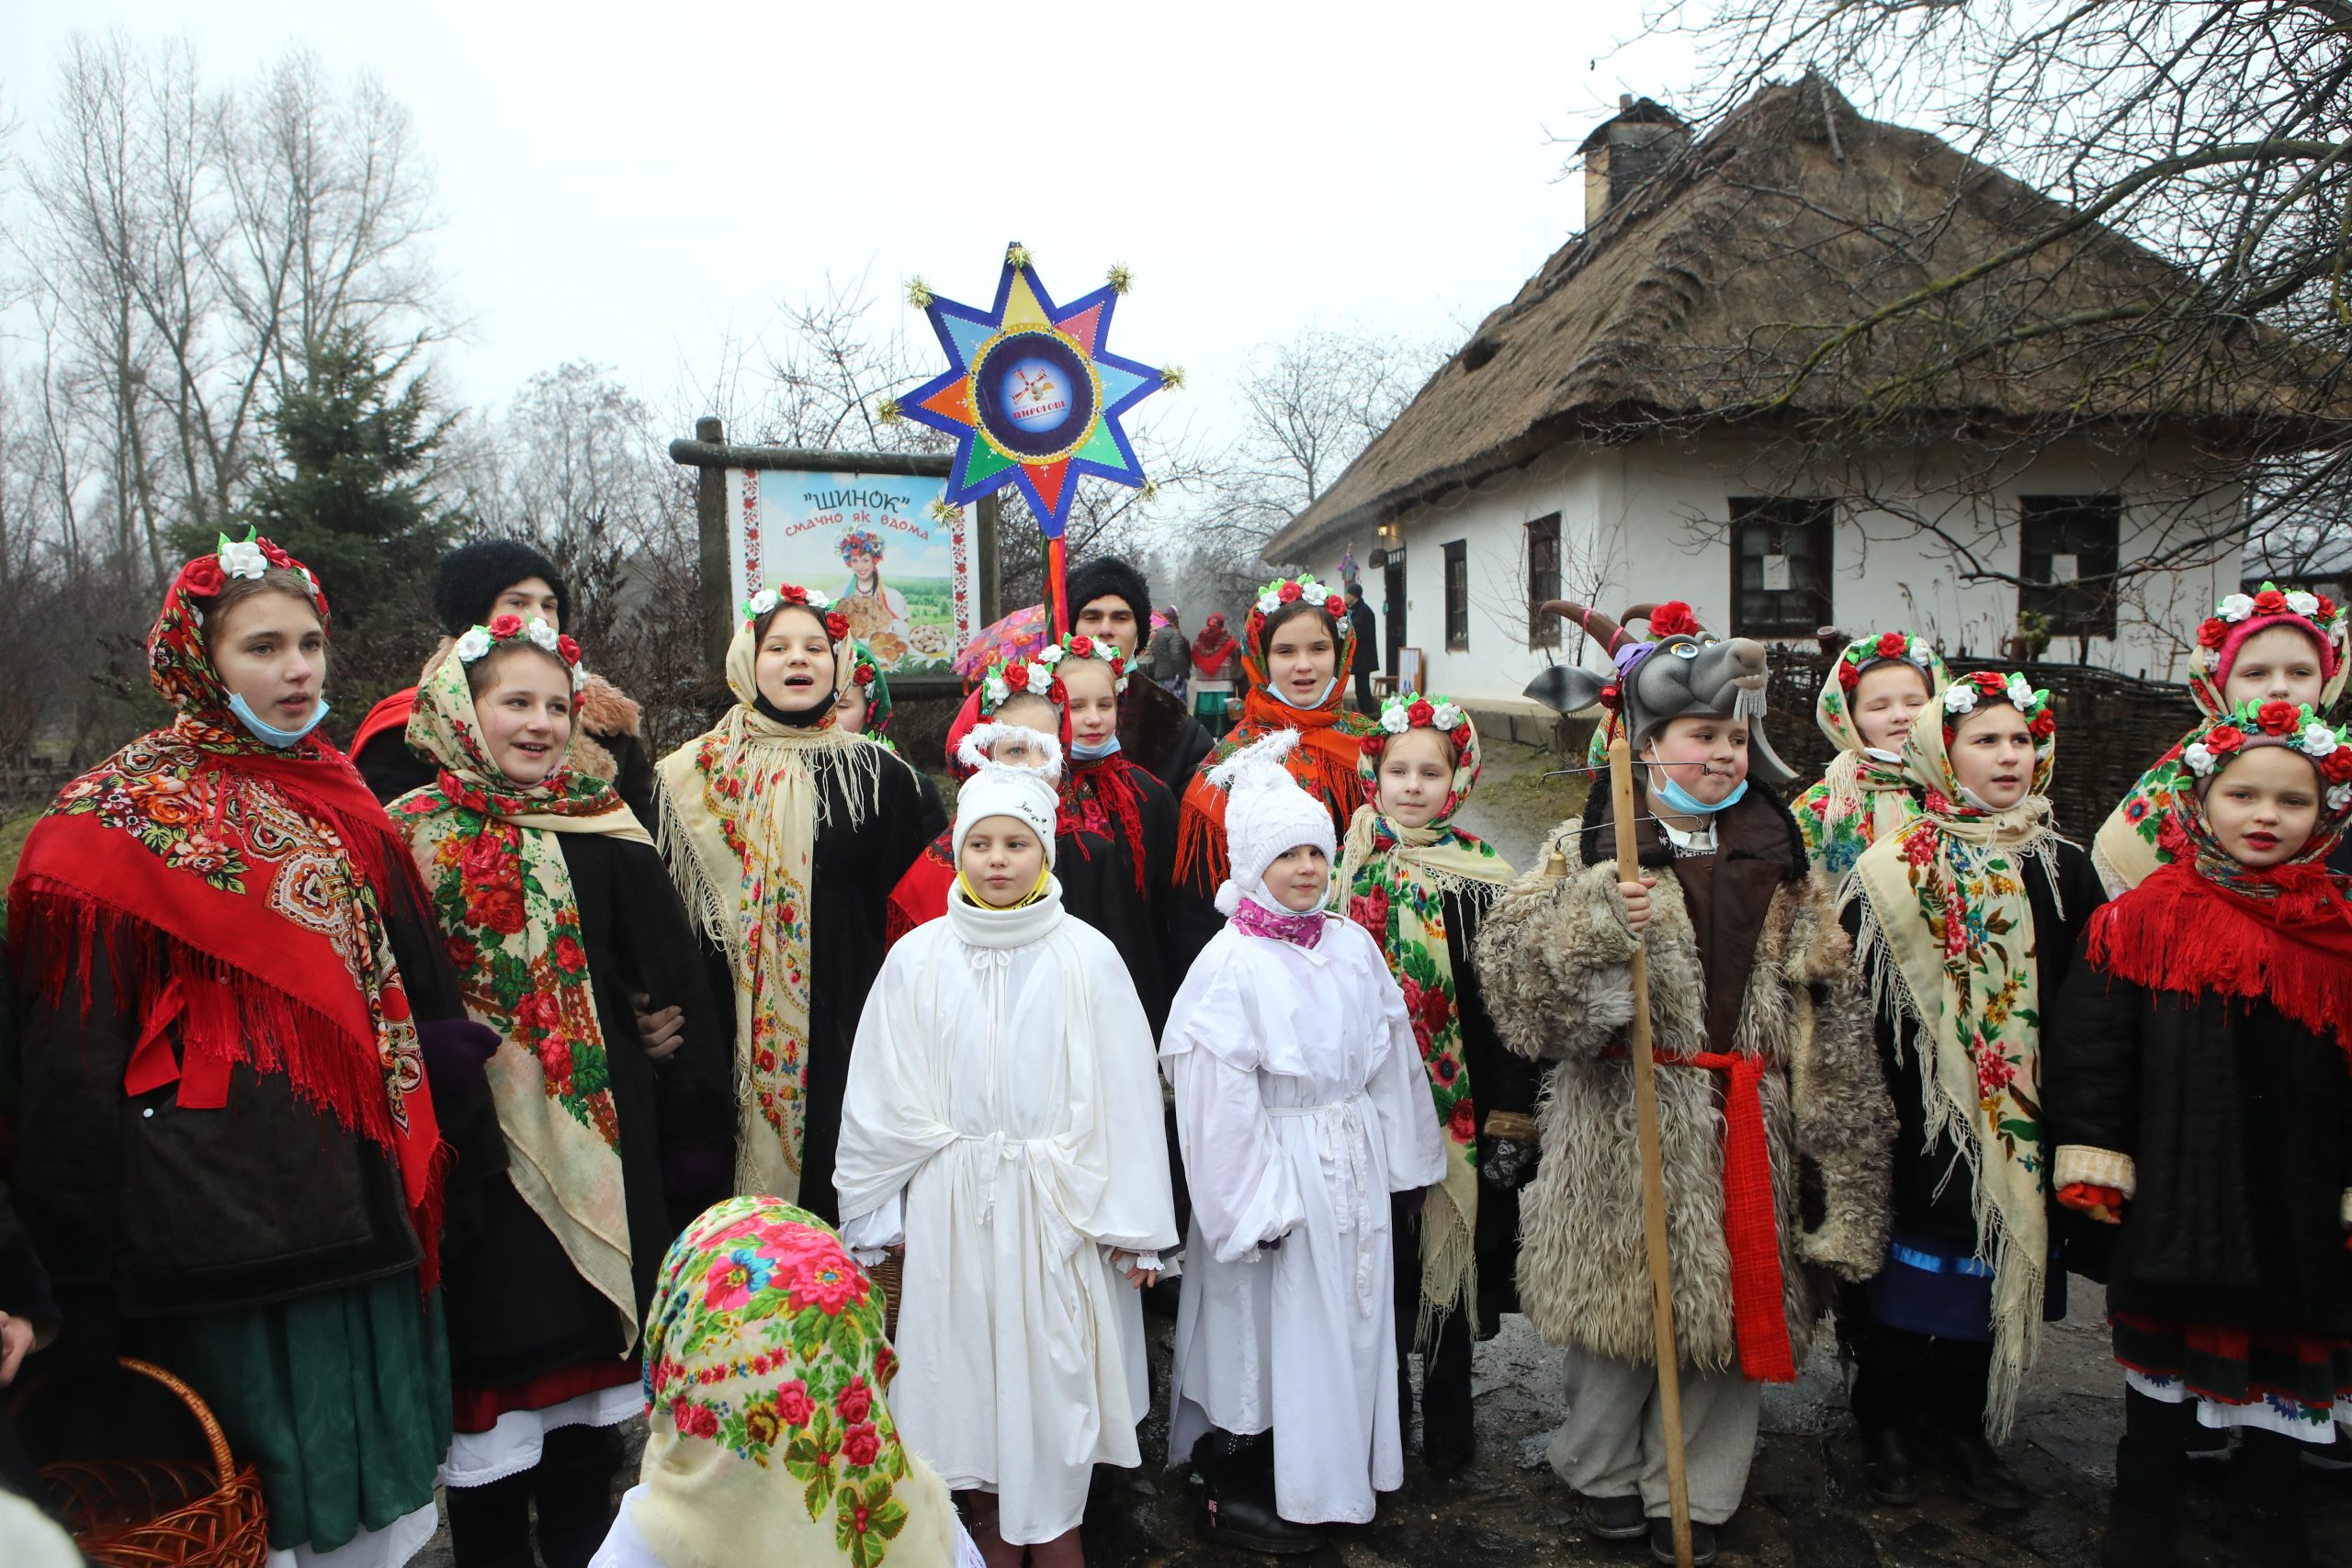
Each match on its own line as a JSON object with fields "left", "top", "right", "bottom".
{"left": 1474, "top": 792, "right": 1891, "bottom": 1374}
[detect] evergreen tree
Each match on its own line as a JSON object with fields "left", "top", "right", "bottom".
{"left": 180, "top": 327, "right": 460, "bottom": 720}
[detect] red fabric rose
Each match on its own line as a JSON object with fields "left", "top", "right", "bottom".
{"left": 2320, "top": 595, "right": 2338, "bottom": 623}
{"left": 1646, "top": 602, "right": 1698, "bottom": 637}
{"left": 2255, "top": 588, "right": 2289, "bottom": 615}
{"left": 825, "top": 612, "right": 849, "bottom": 642}
{"left": 2257, "top": 700, "right": 2301, "bottom": 736}
{"left": 488, "top": 614, "right": 523, "bottom": 638}
{"left": 1838, "top": 660, "right": 1860, "bottom": 692}
{"left": 842, "top": 1421, "right": 882, "bottom": 1469}
{"left": 1420, "top": 983, "right": 1451, "bottom": 1036}
{"left": 1407, "top": 698, "right": 1434, "bottom": 728}
{"left": 2206, "top": 723, "right": 2246, "bottom": 754}
{"left": 460, "top": 828, "right": 516, "bottom": 886}
{"left": 781, "top": 585, "right": 808, "bottom": 604}
{"left": 1973, "top": 671, "right": 2007, "bottom": 694}
{"left": 446, "top": 935, "right": 479, "bottom": 968}
{"left": 258, "top": 538, "right": 292, "bottom": 569}
{"left": 2324, "top": 748, "right": 2352, "bottom": 784}
{"left": 1905, "top": 829, "right": 1939, "bottom": 867}
{"left": 854, "top": 663, "right": 876, "bottom": 686}
{"left": 1046, "top": 677, "right": 1067, "bottom": 704}
{"left": 775, "top": 1379, "right": 815, "bottom": 1426}
{"left": 1003, "top": 663, "right": 1030, "bottom": 692}
{"left": 1359, "top": 735, "right": 1384, "bottom": 758}
{"left": 557, "top": 635, "right": 581, "bottom": 664}
{"left": 554, "top": 936, "right": 586, "bottom": 974}
{"left": 673, "top": 1400, "right": 719, "bottom": 1439}
{"left": 1277, "top": 581, "right": 1303, "bottom": 604}
{"left": 538, "top": 1035, "right": 574, "bottom": 1088}
{"left": 2030, "top": 710, "right": 2055, "bottom": 739}
{"left": 835, "top": 1376, "right": 872, "bottom": 1424}
{"left": 1069, "top": 635, "right": 1094, "bottom": 658}
{"left": 1447, "top": 1100, "right": 1477, "bottom": 1144}
{"left": 470, "top": 886, "right": 527, "bottom": 935}
{"left": 2198, "top": 617, "right": 2230, "bottom": 650}
{"left": 1325, "top": 594, "right": 1346, "bottom": 617}
{"left": 1875, "top": 632, "right": 1907, "bottom": 659}
{"left": 180, "top": 558, "right": 227, "bottom": 598}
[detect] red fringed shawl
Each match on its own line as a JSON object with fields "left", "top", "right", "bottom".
{"left": 1175, "top": 683, "right": 1373, "bottom": 886}
{"left": 2086, "top": 858, "right": 2352, "bottom": 1054}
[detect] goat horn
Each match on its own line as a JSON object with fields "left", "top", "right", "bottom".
{"left": 1620, "top": 603, "right": 1659, "bottom": 628}
{"left": 1542, "top": 600, "right": 1625, "bottom": 657}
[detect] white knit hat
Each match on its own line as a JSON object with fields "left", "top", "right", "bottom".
{"left": 1208, "top": 729, "right": 1336, "bottom": 915}
{"left": 952, "top": 759, "right": 1060, "bottom": 866}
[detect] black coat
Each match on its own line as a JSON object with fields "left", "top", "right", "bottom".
{"left": 1057, "top": 763, "right": 1180, "bottom": 1039}
{"left": 698, "top": 749, "right": 944, "bottom": 1226}
{"left": 0, "top": 1179, "right": 59, "bottom": 1498}
{"left": 1840, "top": 839, "right": 2104, "bottom": 1247}
{"left": 1347, "top": 600, "right": 1378, "bottom": 673}
{"left": 1118, "top": 678, "right": 1212, "bottom": 801}
{"left": 13, "top": 888, "right": 463, "bottom": 1316}
{"left": 2044, "top": 935, "right": 2352, "bottom": 1335}
{"left": 435, "top": 832, "right": 732, "bottom": 1390}
{"left": 1446, "top": 882, "right": 1542, "bottom": 1330}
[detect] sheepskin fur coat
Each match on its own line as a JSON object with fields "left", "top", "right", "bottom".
{"left": 1475, "top": 785, "right": 1891, "bottom": 1374}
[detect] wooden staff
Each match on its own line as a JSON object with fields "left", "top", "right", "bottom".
{"left": 1609, "top": 730, "right": 1695, "bottom": 1568}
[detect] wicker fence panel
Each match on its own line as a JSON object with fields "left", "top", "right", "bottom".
{"left": 1761, "top": 649, "right": 2201, "bottom": 840}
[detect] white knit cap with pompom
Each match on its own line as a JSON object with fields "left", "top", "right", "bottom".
{"left": 952, "top": 760, "right": 1061, "bottom": 867}
{"left": 1205, "top": 728, "right": 1336, "bottom": 915}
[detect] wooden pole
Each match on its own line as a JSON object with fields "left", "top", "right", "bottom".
{"left": 692, "top": 415, "right": 729, "bottom": 684}
{"left": 1609, "top": 731, "right": 1696, "bottom": 1568}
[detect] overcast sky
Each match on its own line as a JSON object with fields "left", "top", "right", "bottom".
{"left": 0, "top": 2, "right": 1702, "bottom": 455}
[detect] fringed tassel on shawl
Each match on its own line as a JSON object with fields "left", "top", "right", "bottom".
{"left": 1415, "top": 1184, "right": 1480, "bottom": 1350}
{"left": 654, "top": 777, "right": 739, "bottom": 958}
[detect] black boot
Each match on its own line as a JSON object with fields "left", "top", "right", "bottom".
{"left": 2104, "top": 1387, "right": 2188, "bottom": 1568}
{"left": 1859, "top": 1423, "right": 1920, "bottom": 1506}
{"left": 1195, "top": 1428, "right": 1321, "bottom": 1556}
{"left": 445, "top": 1471, "right": 538, "bottom": 1568}
{"left": 1918, "top": 1419, "right": 2031, "bottom": 1512}
{"left": 1420, "top": 1308, "right": 1476, "bottom": 1472}
{"left": 2231, "top": 1429, "right": 2311, "bottom": 1567}
{"left": 533, "top": 1423, "right": 624, "bottom": 1568}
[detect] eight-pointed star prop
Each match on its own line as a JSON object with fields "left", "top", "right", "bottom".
{"left": 895, "top": 243, "right": 1168, "bottom": 632}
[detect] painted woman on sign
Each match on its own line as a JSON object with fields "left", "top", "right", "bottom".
{"left": 838, "top": 528, "right": 913, "bottom": 649}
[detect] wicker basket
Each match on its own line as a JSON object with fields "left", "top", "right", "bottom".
{"left": 868, "top": 1252, "right": 904, "bottom": 1339}
{"left": 40, "top": 1357, "right": 269, "bottom": 1568}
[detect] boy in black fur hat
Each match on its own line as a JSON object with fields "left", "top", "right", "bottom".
{"left": 1067, "top": 555, "right": 1214, "bottom": 798}
{"left": 351, "top": 538, "right": 656, "bottom": 820}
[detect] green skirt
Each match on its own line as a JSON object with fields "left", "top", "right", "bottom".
{"left": 146, "top": 1275, "right": 451, "bottom": 1552}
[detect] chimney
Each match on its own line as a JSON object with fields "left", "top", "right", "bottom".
{"left": 1581, "top": 95, "right": 1689, "bottom": 229}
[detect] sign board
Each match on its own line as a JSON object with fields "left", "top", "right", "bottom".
{"left": 1761, "top": 553, "right": 1792, "bottom": 593}
{"left": 726, "top": 468, "right": 976, "bottom": 679}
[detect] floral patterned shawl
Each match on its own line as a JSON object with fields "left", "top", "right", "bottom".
{"left": 655, "top": 597, "right": 885, "bottom": 1201}
{"left": 844, "top": 639, "right": 898, "bottom": 752}
{"left": 1844, "top": 671, "right": 2061, "bottom": 1440}
{"left": 1333, "top": 694, "right": 1515, "bottom": 1335}
{"left": 1793, "top": 631, "right": 1951, "bottom": 883}
{"left": 638, "top": 1197, "right": 959, "bottom": 1568}
{"left": 390, "top": 617, "right": 651, "bottom": 1338}
{"left": 2092, "top": 582, "right": 2350, "bottom": 895}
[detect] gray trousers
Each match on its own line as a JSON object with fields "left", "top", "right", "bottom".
{"left": 1547, "top": 1346, "right": 1761, "bottom": 1526}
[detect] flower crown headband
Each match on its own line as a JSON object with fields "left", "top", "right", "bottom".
{"left": 839, "top": 529, "right": 884, "bottom": 561}
{"left": 742, "top": 583, "right": 851, "bottom": 643}
{"left": 2195, "top": 581, "right": 2343, "bottom": 661}
{"left": 1244, "top": 573, "right": 1348, "bottom": 652}
{"left": 1048, "top": 632, "right": 1129, "bottom": 693}
{"left": 1838, "top": 629, "right": 1936, "bottom": 692}
{"left": 1940, "top": 670, "right": 2054, "bottom": 745}
{"left": 846, "top": 648, "right": 880, "bottom": 697}
{"left": 455, "top": 614, "right": 585, "bottom": 692}
{"left": 2180, "top": 699, "right": 2352, "bottom": 810}
{"left": 176, "top": 527, "right": 327, "bottom": 620}
{"left": 1361, "top": 690, "right": 1470, "bottom": 757}
{"left": 979, "top": 652, "right": 1066, "bottom": 714}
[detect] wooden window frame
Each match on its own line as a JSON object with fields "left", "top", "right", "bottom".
{"left": 1526, "top": 513, "right": 1562, "bottom": 648}
{"left": 2018, "top": 494, "right": 2121, "bottom": 639}
{"left": 1442, "top": 540, "right": 1470, "bottom": 650}
{"left": 1728, "top": 497, "right": 1835, "bottom": 639}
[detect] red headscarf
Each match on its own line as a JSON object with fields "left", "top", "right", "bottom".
{"left": 1191, "top": 613, "right": 1238, "bottom": 679}
{"left": 9, "top": 538, "right": 448, "bottom": 1280}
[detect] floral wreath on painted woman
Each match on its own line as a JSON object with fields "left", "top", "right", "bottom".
{"left": 741, "top": 583, "right": 852, "bottom": 645}
{"left": 839, "top": 528, "right": 886, "bottom": 563}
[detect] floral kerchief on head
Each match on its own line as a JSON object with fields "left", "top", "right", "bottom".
{"left": 843, "top": 639, "right": 895, "bottom": 745}
{"left": 1797, "top": 631, "right": 1951, "bottom": 880}
{"left": 638, "top": 1197, "right": 956, "bottom": 1568}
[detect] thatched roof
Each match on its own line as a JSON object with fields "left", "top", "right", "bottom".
{"left": 1269, "top": 75, "right": 2349, "bottom": 563}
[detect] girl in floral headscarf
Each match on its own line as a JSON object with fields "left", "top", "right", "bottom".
{"left": 9, "top": 533, "right": 463, "bottom": 1567}
{"left": 1792, "top": 631, "right": 1951, "bottom": 883}
{"left": 2048, "top": 698, "right": 2352, "bottom": 1568}
{"left": 2091, "top": 581, "right": 2348, "bottom": 895}
{"left": 1171, "top": 575, "right": 1378, "bottom": 972}
{"left": 1839, "top": 671, "right": 2106, "bottom": 1512}
{"left": 390, "top": 615, "right": 732, "bottom": 1568}
{"left": 1332, "top": 693, "right": 1537, "bottom": 1472}
{"left": 836, "top": 639, "right": 899, "bottom": 750}
{"left": 654, "top": 587, "right": 944, "bottom": 1222}
{"left": 593, "top": 1197, "right": 978, "bottom": 1568}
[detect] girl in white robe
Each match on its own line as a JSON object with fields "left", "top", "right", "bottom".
{"left": 835, "top": 739, "right": 1178, "bottom": 1564}
{"left": 1162, "top": 731, "right": 1447, "bottom": 1547}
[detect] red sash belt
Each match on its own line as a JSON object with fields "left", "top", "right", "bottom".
{"left": 1647, "top": 1047, "right": 1797, "bottom": 1383}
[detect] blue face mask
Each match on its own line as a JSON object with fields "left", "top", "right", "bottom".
{"left": 1071, "top": 735, "right": 1123, "bottom": 762}
{"left": 1273, "top": 675, "right": 1338, "bottom": 712}
{"left": 1652, "top": 770, "right": 1747, "bottom": 817}
{"left": 228, "top": 691, "right": 331, "bottom": 749}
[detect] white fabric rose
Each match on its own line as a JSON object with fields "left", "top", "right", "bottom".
{"left": 2301, "top": 723, "right": 2339, "bottom": 758}
{"left": 1037, "top": 644, "right": 1064, "bottom": 665}
{"left": 2331, "top": 783, "right": 2352, "bottom": 814}
{"left": 2182, "top": 741, "right": 2215, "bottom": 776}
{"left": 2217, "top": 592, "right": 2256, "bottom": 623}
{"left": 526, "top": 617, "right": 560, "bottom": 652}
{"left": 2006, "top": 677, "right": 2037, "bottom": 710}
{"left": 1257, "top": 592, "right": 1283, "bottom": 615}
{"left": 983, "top": 675, "right": 1009, "bottom": 706}
{"left": 1943, "top": 685, "right": 1979, "bottom": 715}
{"left": 219, "top": 539, "right": 269, "bottom": 580}
{"left": 747, "top": 589, "right": 780, "bottom": 619}
{"left": 2287, "top": 591, "right": 2321, "bottom": 617}
{"left": 1380, "top": 705, "right": 1409, "bottom": 735}
{"left": 803, "top": 590, "right": 833, "bottom": 610}
{"left": 454, "top": 627, "right": 493, "bottom": 663}
{"left": 1432, "top": 702, "right": 1464, "bottom": 729}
